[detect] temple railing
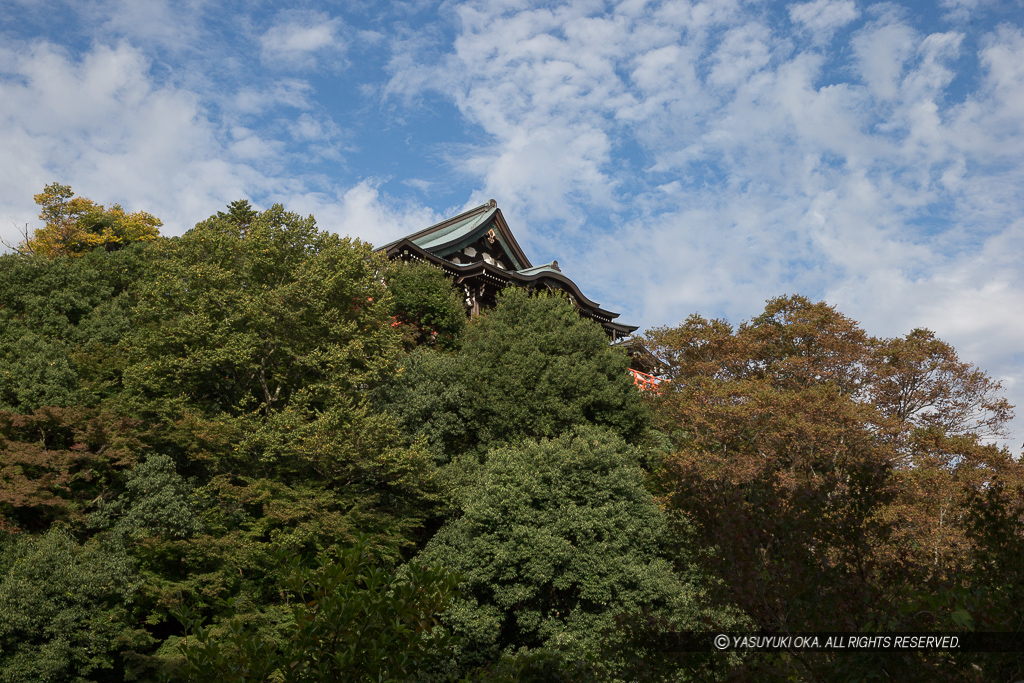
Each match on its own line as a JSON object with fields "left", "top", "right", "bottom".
{"left": 628, "top": 368, "right": 664, "bottom": 392}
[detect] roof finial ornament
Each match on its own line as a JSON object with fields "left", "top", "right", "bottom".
{"left": 487, "top": 198, "right": 497, "bottom": 208}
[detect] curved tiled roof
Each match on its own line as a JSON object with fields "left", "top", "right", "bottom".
{"left": 378, "top": 200, "right": 532, "bottom": 271}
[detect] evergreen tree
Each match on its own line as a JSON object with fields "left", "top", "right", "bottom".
{"left": 215, "top": 200, "right": 258, "bottom": 232}
{"left": 417, "top": 427, "right": 730, "bottom": 677}
{"left": 377, "top": 288, "right": 648, "bottom": 461}
{"left": 171, "top": 537, "right": 460, "bottom": 682}
{"left": 0, "top": 528, "right": 148, "bottom": 682}
{"left": 385, "top": 260, "right": 467, "bottom": 351}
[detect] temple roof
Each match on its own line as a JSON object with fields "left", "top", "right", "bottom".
{"left": 378, "top": 200, "right": 638, "bottom": 338}
{"left": 378, "top": 199, "right": 532, "bottom": 271}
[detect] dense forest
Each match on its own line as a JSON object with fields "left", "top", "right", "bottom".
{"left": 1, "top": 185, "right": 1022, "bottom": 682}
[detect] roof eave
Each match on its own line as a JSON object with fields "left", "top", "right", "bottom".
{"left": 385, "top": 242, "right": 627, "bottom": 325}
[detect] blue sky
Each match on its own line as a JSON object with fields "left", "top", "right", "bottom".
{"left": 2, "top": 0, "right": 1023, "bottom": 451}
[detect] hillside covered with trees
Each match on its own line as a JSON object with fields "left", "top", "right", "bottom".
{"left": 1, "top": 186, "right": 1022, "bottom": 682}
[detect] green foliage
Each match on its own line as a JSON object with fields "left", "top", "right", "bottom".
{"left": 374, "top": 348, "right": 473, "bottom": 462}
{"left": 76, "top": 205, "right": 446, "bottom": 674}
{"left": 417, "top": 426, "right": 723, "bottom": 676}
{"left": 112, "top": 203, "right": 441, "bottom": 548}
{"left": 0, "top": 527, "right": 148, "bottom": 682}
{"left": 171, "top": 537, "right": 460, "bottom": 682}
{"left": 933, "top": 473, "right": 1024, "bottom": 683}
{"left": 90, "top": 455, "right": 204, "bottom": 542}
{"left": 0, "top": 244, "right": 151, "bottom": 412}
{"left": 0, "top": 334, "right": 81, "bottom": 411}
{"left": 461, "top": 289, "right": 646, "bottom": 446}
{"left": 385, "top": 260, "right": 466, "bottom": 350}
{"left": 468, "top": 649, "right": 598, "bottom": 682}
{"left": 215, "top": 200, "right": 258, "bottom": 232}
{"left": 378, "top": 288, "right": 647, "bottom": 460}
{"left": 2, "top": 197, "right": 451, "bottom": 677}
{"left": 123, "top": 204, "right": 398, "bottom": 421}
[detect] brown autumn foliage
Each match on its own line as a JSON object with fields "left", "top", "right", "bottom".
{"left": 0, "top": 407, "right": 143, "bottom": 533}
{"left": 645, "top": 295, "right": 1023, "bottom": 680}
{"left": 869, "top": 328, "right": 1013, "bottom": 441}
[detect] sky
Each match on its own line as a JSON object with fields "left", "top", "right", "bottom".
{"left": 1, "top": 0, "right": 1023, "bottom": 451}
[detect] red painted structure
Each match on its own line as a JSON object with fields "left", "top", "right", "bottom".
{"left": 628, "top": 368, "right": 663, "bottom": 392}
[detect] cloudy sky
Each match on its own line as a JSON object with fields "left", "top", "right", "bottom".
{"left": 2, "top": 0, "right": 1022, "bottom": 451}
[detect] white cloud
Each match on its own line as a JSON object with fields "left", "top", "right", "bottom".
{"left": 331, "top": 180, "right": 443, "bottom": 246}
{"left": 259, "top": 10, "right": 346, "bottom": 70}
{"left": 0, "top": 41, "right": 223, "bottom": 238}
{"left": 267, "top": 180, "right": 443, "bottom": 248}
{"left": 707, "top": 22, "right": 774, "bottom": 88}
{"left": 287, "top": 112, "right": 336, "bottom": 142}
{"left": 789, "top": 0, "right": 860, "bottom": 41}
{"left": 938, "top": 0, "right": 1000, "bottom": 23}
{"left": 0, "top": 40, "right": 429, "bottom": 254}
{"left": 93, "top": 0, "right": 209, "bottom": 54}
{"left": 233, "top": 80, "right": 316, "bottom": 114}
{"left": 852, "top": 17, "right": 918, "bottom": 101}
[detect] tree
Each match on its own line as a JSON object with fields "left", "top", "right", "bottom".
{"left": 123, "top": 204, "right": 397, "bottom": 422}
{"left": 89, "top": 454, "right": 204, "bottom": 542}
{"left": 416, "top": 427, "right": 729, "bottom": 677}
{"left": 0, "top": 527, "right": 148, "bottom": 682}
{"left": 868, "top": 328, "right": 1012, "bottom": 442}
{"left": 75, "top": 204, "right": 447, "bottom": 674}
{"left": 373, "top": 347, "right": 476, "bottom": 462}
{"left": 171, "top": 537, "right": 460, "bottom": 682}
{"left": 23, "top": 183, "right": 161, "bottom": 258}
{"left": 216, "top": 200, "right": 258, "bottom": 233}
{"left": 385, "top": 260, "right": 467, "bottom": 350}
{"left": 0, "top": 407, "right": 142, "bottom": 534}
{"left": 462, "top": 289, "right": 647, "bottom": 447}
{"left": 0, "top": 244, "right": 148, "bottom": 411}
{"left": 376, "top": 288, "right": 648, "bottom": 461}
{"left": 645, "top": 295, "right": 1020, "bottom": 681}
{"left": 952, "top": 473, "right": 1024, "bottom": 682}
{"left": 115, "top": 203, "right": 440, "bottom": 546}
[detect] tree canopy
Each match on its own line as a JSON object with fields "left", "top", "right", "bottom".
{"left": 416, "top": 426, "right": 734, "bottom": 676}
{"left": 20, "top": 183, "right": 161, "bottom": 258}
{"left": 375, "top": 287, "right": 648, "bottom": 461}
{"left": 385, "top": 260, "right": 466, "bottom": 351}
{"left": 645, "top": 295, "right": 1024, "bottom": 681}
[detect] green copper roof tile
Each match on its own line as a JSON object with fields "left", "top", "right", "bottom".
{"left": 413, "top": 208, "right": 496, "bottom": 250}
{"left": 516, "top": 261, "right": 562, "bottom": 276}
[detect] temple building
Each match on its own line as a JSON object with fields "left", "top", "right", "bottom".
{"left": 377, "top": 199, "right": 638, "bottom": 340}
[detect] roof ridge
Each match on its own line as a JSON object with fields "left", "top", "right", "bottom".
{"left": 418, "top": 199, "right": 495, "bottom": 234}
